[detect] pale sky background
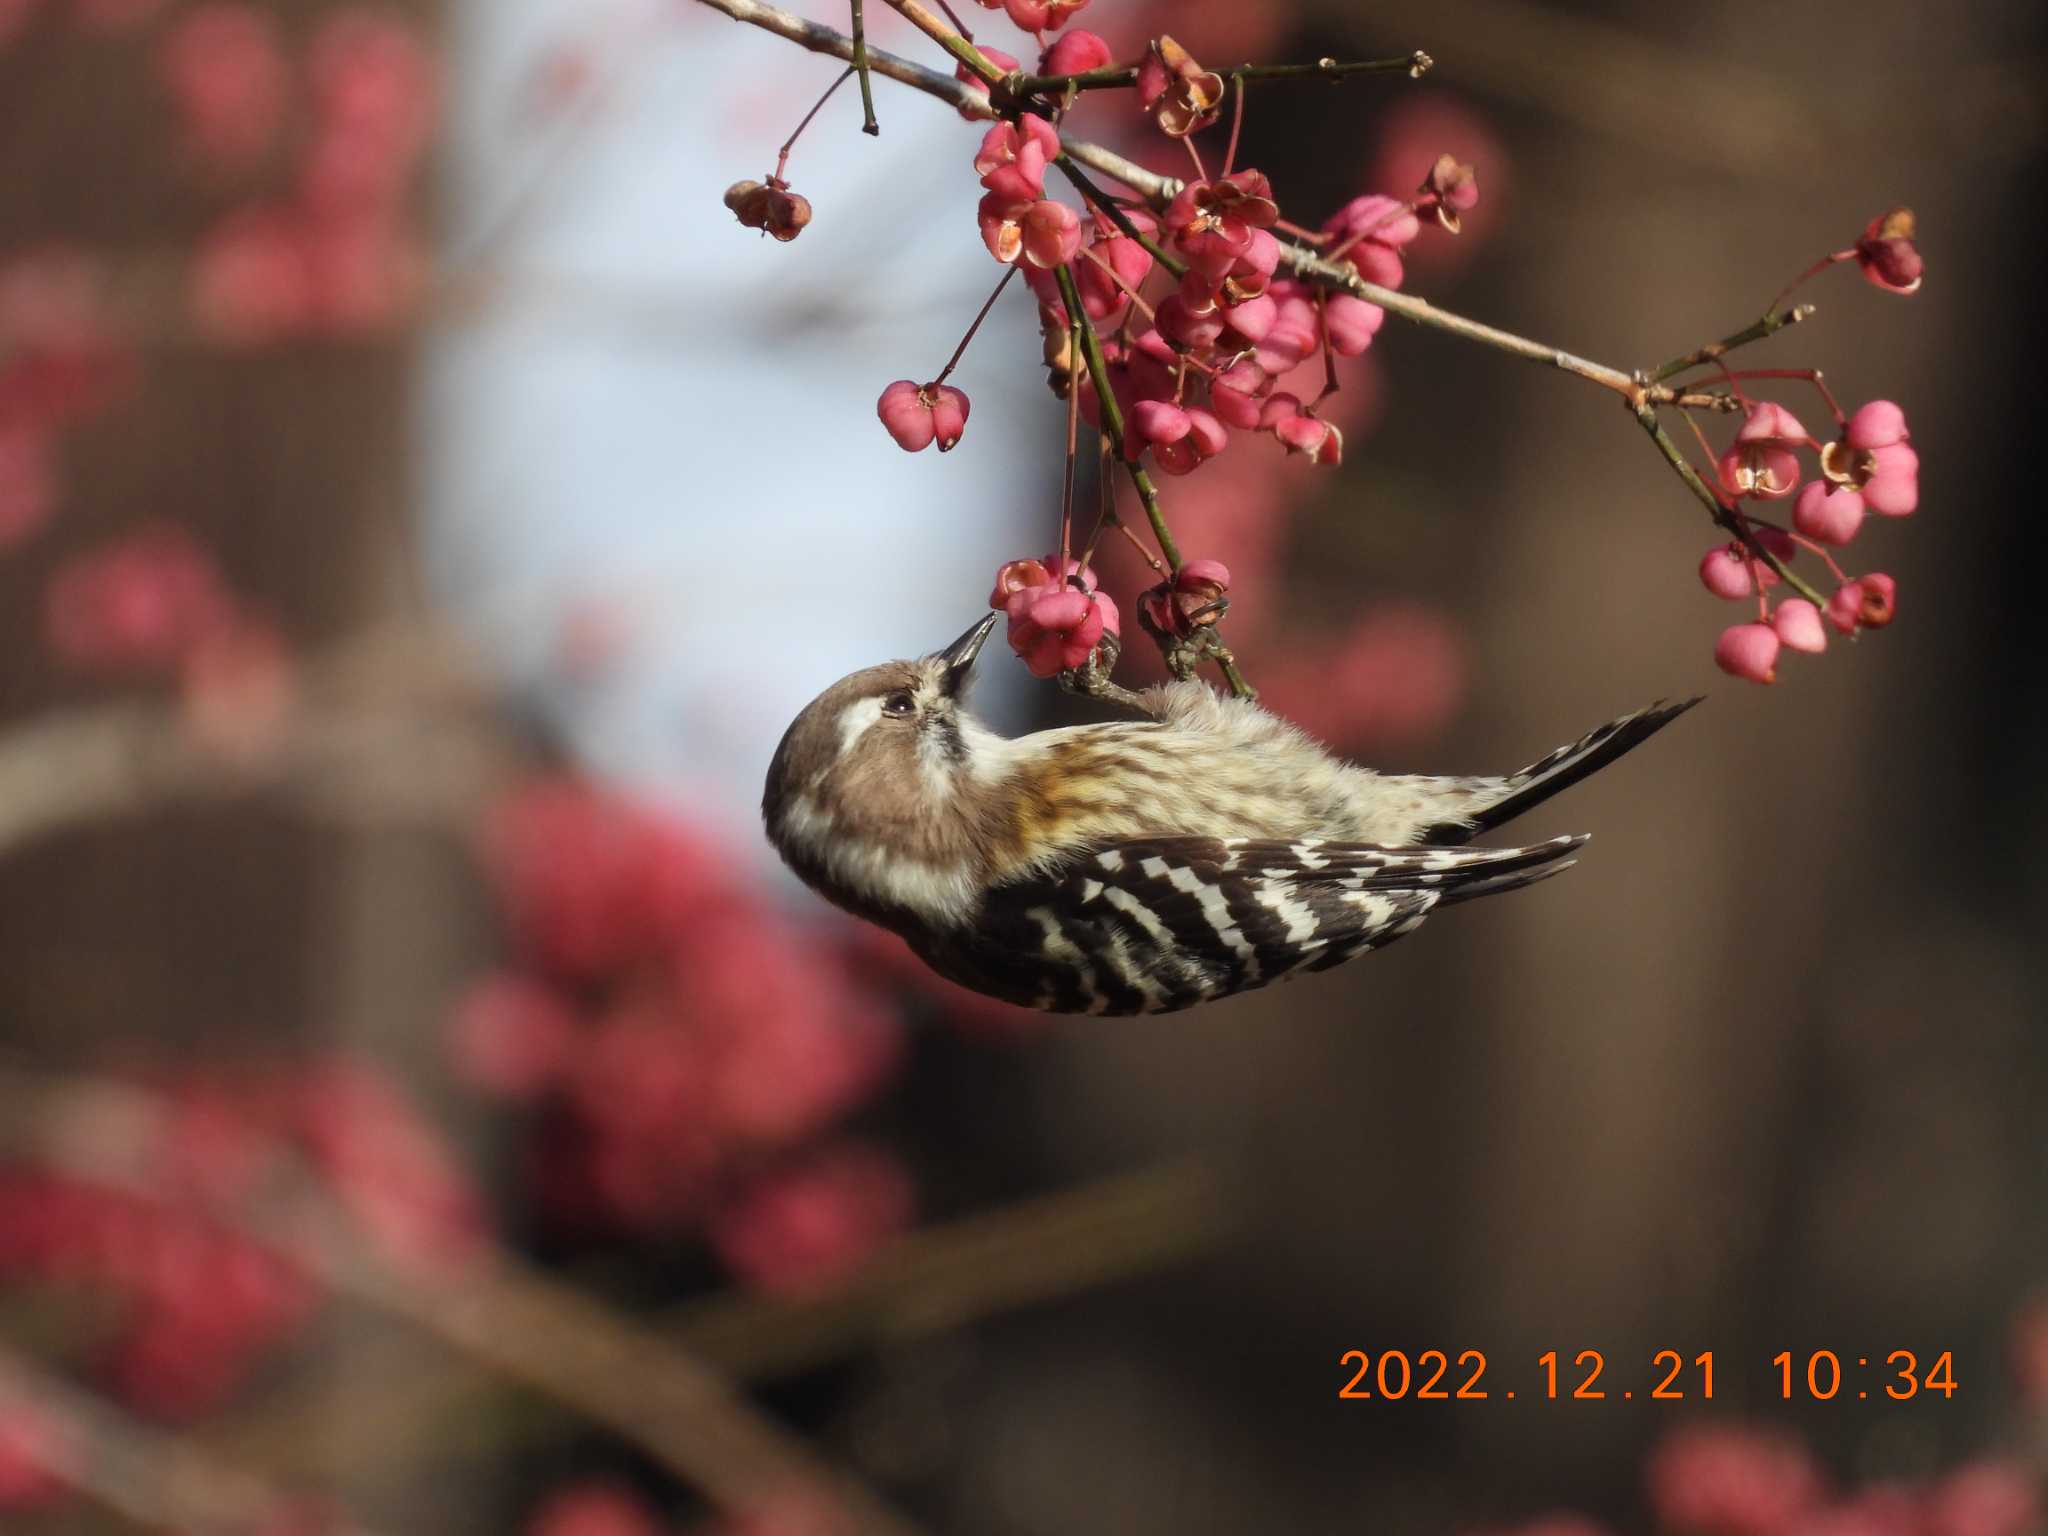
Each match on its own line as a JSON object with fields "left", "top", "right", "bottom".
{"left": 427, "top": 0, "right": 1045, "bottom": 848}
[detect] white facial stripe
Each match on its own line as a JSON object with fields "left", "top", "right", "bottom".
{"left": 836, "top": 696, "right": 887, "bottom": 758}
{"left": 917, "top": 720, "right": 958, "bottom": 799}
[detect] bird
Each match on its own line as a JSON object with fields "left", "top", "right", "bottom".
{"left": 763, "top": 612, "right": 1697, "bottom": 1015}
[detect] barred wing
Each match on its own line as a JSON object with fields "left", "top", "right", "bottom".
{"left": 916, "top": 834, "right": 1588, "bottom": 1016}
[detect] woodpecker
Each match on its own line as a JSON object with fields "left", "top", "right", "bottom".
{"left": 763, "top": 612, "right": 1697, "bottom": 1015}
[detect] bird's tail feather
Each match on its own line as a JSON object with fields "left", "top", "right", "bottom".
{"left": 1422, "top": 697, "right": 1702, "bottom": 847}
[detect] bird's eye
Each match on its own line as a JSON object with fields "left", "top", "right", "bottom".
{"left": 881, "top": 690, "right": 916, "bottom": 718}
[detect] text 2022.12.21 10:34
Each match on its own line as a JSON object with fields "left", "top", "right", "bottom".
{"left": 1336, "top": 1350, "right": 1960, "bottom": 1402}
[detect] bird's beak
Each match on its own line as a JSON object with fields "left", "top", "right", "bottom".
{"left": 935, "top": 612, "right": 998, "bottom": 697}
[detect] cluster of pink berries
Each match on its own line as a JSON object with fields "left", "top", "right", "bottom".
{"left": 179, "top": 5, "right": 435, "bottom": 345}
{"left": 854, "top": 19, "right": 1473, "bottom": 678}
{"left": 935, "top": 52, "right": 1470, "bottom": 481}
{"left": 3, "top": 7, "right": 433, "bottom": 551}
{"left": 1700, "top": 394, "right": 1916, "bottom": 684}
{"left": 456, "top": 780, "right": 912, "bottom": 1291}
{"left": 39, "top": 521, "right": 297, "bottom": 753}
{"left": 0, "top": 1060, "right": 481, "bottom": 1448}
{"left": 0, "top": 250, "right": 131, "bottom": 551}
{"left": 989, "top": 553, "right": 1119, "bottom": 676}
{"left": 522, "top": 1479, "right": 840, "bottom": 1536}
{"left": 984, "top": 552, "right": 1240, "bottom": 679}
{"left": 1482, "top": 1423, "right": 2037, "bottom": 1536}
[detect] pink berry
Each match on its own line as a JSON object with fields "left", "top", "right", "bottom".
{"left": 973, "top": 113, "right": 1058, "bottom": 190}
{"left": 1772, "top": 597, "right": 1827, "bottom": 653}
{"left": 1130, "top": 398, "right": 1191, "bottom": 446}
{"left": 447, "top": 974, "right": 577, "bottom": 1103}
{"left": 1925, "top": 1462, "right": 2041, "bottom": 1536}
{"left": 1856, "top": 571, "right": 1897, "bottom": 627}
{"left": 1073, "top": 233, "right": 1151, "bottom": 319}
{"left": 1419, "top": 153, "right": 1479, "bottom": 232}
{"left": 1136, "top": 36, "right": 1224, "bottom": 138}
{"left": 1019, "top": 199, "right": 1081, "bottom": 268}
{"left": 875, "top": 380, "right": 969, "bottom": 453}
{"left": 158, "top": 3, "right": 288, "bottom": 172}
{"left": 1039, "top": 28, "right": 1110, "bottom": 76}
{"left": 0, "top": 422, "right": 56, "bottom": 549}
{"left": 723, "top": 178, "right": 810, "bottom": 242}
{"left": 1826, "top": 579, "right": 1866, "bottom": 634}
{"left": 952, "top": 45, "right": 1019, "bottom": 118}
{"left": 1209, "top": 359, "right": 1268, "bottom": 430}
{"left": 0, "top": 1402, "right": 69, "bottom": 1512}
{"left": 1004, "top": 583, "right": 1112, "bottom": 677}
{"left": 1736, "top": 400, "right": 1811, "bottom": 447}
{"left": 1154, "top": 407, "right": 1226, "bottom": 476}
{"left": 1698, "top": 545, "right": 1755, "bottom": 600}
{"left": 1859, "top": 442, "right": 1919, "bottom": 515}
{"left": 927, "top": 384, "right": 969, "bottom": 450}
{"left": 525, "top": 1482, "right": 664, "bottom": 1536}
{"left": 1323, "top": 294, "right": 1385, "bottom": 355}
{"left": 1156, "top": 294, "right": 1224, "bottom": 349}
{"left": 1854, "top": 207, "right": 1923, "bottom": 294}
{"left": 1274, "top": 411, "right": 1342, "bottom": 465}
{"left": 1845, "top": 399, "right": 1908, "bottom": 450}
{"left": 1646, "top": 1425, "right": 1819, "bottom": 1535}
{"left": 1140, "top": 558, "right": 1232, "bottom": 636}
{"left": 1793, "top": 481, "right": 1865, "bottom": 545}
{"left": 1715, "top": 622, "right": 1782, "bottom": 684}
{"left": 1323, "top": 193, "right": 1421, "bottom": 249}
{"left": 1719, "top": 402, "right": 1811, "bottom": 500}
{"left": 707, "top": 1142, "right": 913, "bottom": 1294}
{"left": 988, "top": 557, "right": 1051, "bottom": 608}
{"left": 1005, "top": 0, "right": 1088, "bottom": 32}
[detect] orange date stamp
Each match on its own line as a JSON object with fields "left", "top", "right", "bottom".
{"left": 1335, "top": 1349, "right": 1959, "bottom": 1402}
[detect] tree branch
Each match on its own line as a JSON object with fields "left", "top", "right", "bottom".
{"left": 206, "top": 1160, "right": 1233, "bottom": 1486}
{"left": 691, "top": 0, "right": 1639, "bottom": 396}
{"left": 694, "top": 0, "right": 993, "bottom": 116}
{"left": 0, "top": 1340, "right": 395, "bottom": 1536}
{"left": 0, "top": 1071, "right": 933, "bottom": 1536}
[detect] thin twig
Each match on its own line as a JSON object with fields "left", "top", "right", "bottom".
{"left": 775, "top": 66, "right": 860, "bottom": 181}
{"left": 932, "top": 264, "right": 1018, "bottom": 387}
{"left": 1014, "top": 51, "right": 1431, "bottom": 97}
{"left": 1649, "top": 303, "right": 1815, "bottom": 384}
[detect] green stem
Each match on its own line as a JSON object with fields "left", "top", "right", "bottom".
{"left": 1054, "top": 154, "right": 1187, "bottom": 279}
{"left": 1054, "top": 265, "right": 1253, "bottom": 700}
{"left": 882, "top": 0, "right": 1004, "bottom": 84}
{"left": 850, "top": 0, "right": 879, "bottom": 135}
{"left": 1054, "top": 263, "right": 1182, "bottom": 571}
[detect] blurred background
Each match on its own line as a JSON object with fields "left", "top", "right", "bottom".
{"left": 1, "top": 0, "right": 2043, "bottom": 1533}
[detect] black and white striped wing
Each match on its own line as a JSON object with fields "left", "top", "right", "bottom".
{"left": 918, "top": 834, "right": 1587, "bottom": 1016}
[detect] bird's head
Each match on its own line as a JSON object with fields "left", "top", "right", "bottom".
{"left": 761, "top": 613, "right": 1004, "bottom": 924}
